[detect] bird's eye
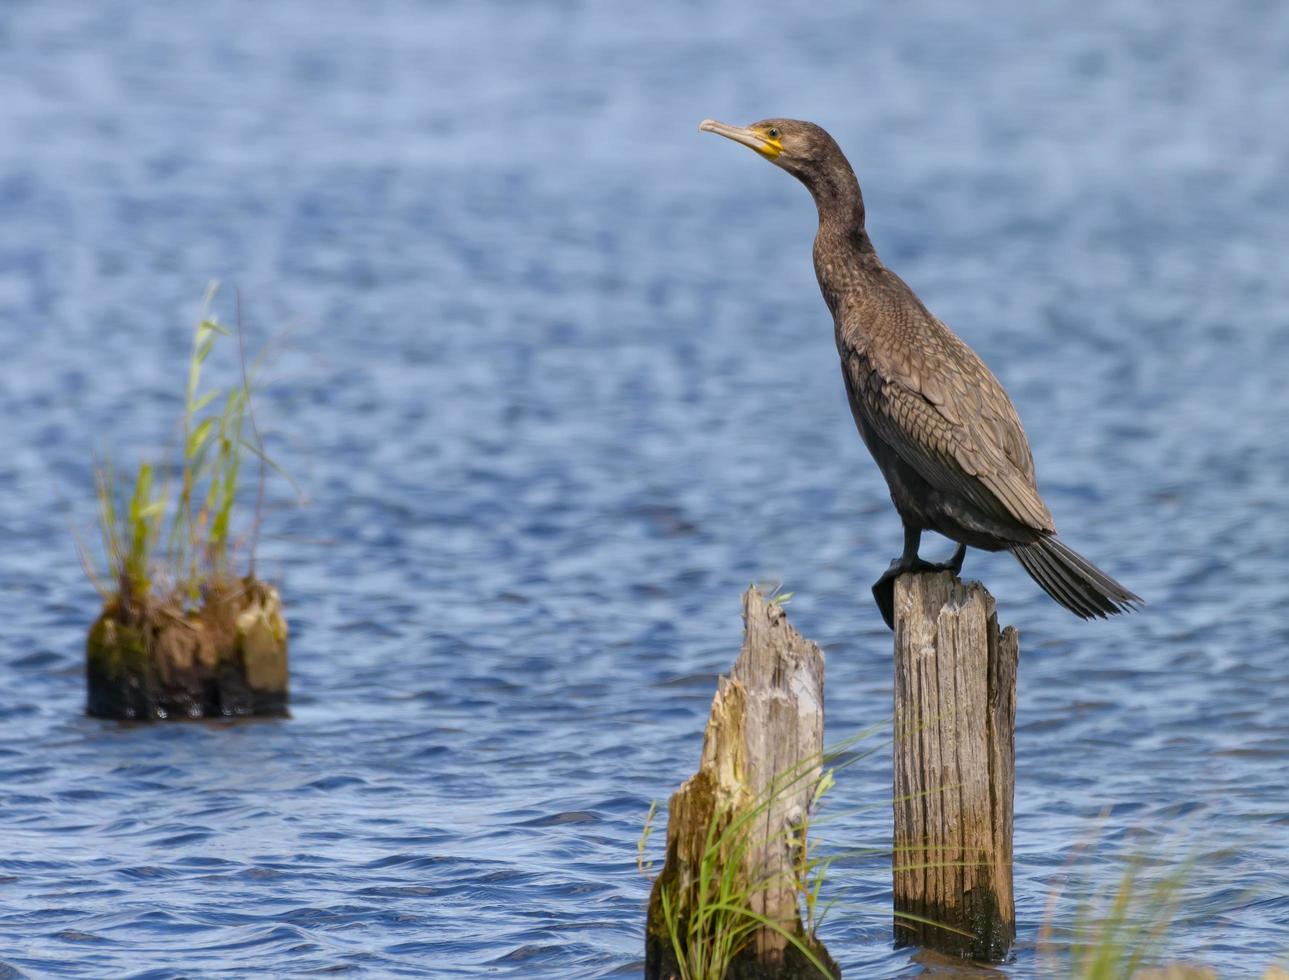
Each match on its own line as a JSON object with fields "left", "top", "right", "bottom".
{"left": 767, "top": 127, "right": 781, "bottom": 139}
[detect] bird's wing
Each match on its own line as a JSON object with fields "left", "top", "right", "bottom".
{"left": 844, "top": 319, "right": 1056, "bottom": 534}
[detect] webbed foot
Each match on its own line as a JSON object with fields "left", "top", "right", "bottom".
{"left": 870, "top": 543, "right": 969, "bottom": 630}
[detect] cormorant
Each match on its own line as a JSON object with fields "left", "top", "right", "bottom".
{"left": 699, "top": 117, "right": 1141, "bottom": 628}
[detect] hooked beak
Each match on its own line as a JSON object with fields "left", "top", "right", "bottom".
{"left": 699, "top": 119, "right": 782, "bottom": 160}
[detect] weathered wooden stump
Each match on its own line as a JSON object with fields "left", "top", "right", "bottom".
{"left": 892, "top": 572, "right": 1017, "bottom": 961}
{"left": 646, "top": 587, "right": 838, "bottom": 979}
{"left": 86, "top": 577, "right": 289, "bottom": 720}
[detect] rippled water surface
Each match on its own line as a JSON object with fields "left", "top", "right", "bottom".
{"left": 2, "top": 1, "right": 1287, "bottom": 976}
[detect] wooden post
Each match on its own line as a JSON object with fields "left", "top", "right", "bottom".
{"left": 646, "top": 588, "right": 837, "bottom": 979}
{"left": 86, "top": 577, "right": 289, "bottom": 721}
{"left": 892, "top": 572, "right": 1017, "bottom": 961}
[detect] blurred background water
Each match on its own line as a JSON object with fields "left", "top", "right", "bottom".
{"left": 1, "top": 0, "right": 1287, "bottom": 976}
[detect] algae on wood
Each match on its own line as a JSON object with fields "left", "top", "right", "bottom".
{"left": 892, "top": 572, "right": 1017, "bottom": 962}
{"left": 645, "top": 587, "right": 837, "bottom": 979}
{"left": 87, "top": 576, "right": 288, "bottom": 720}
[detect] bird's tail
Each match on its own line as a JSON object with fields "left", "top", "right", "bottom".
{"left": 1008, "top": 536, "right": 1141, "bottom": 620}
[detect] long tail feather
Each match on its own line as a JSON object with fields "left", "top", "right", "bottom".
{"left": 1008, "top": 536, "right": 1141, "bottom": 619}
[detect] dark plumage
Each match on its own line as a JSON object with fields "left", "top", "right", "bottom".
{"left": 699, "top": 117, "right": 1141, "bottom": 627}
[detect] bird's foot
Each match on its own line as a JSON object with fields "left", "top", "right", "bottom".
{"left": 870, "top": 544, "right": 969, "bottom": 630}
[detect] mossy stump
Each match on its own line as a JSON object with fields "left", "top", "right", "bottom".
{"left": 645, "top": 588, "right": 838, "bottom": 979}
{"left": 892, "top": 572, "right": 1017, "bottom": 962}
{"left": 86, "top": 577, "right": 289, "bottom": 720}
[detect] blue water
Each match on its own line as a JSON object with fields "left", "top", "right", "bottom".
{"left": 2, "top": 1, "right": 1287, "bottom": 976}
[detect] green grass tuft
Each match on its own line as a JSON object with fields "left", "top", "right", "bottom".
{"left": 651, "top": 763, "right": 837, "bottom": 980}
{"left": 1037, "top": 820, "right": 1234, "bottom": 979}
{"left": 640, "top": 728, "right": 896, "bottom": 980}
{"left": 85, "top": 283, "right": 284, "bottom": 608}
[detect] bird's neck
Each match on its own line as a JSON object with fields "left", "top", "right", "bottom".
{"left": 809, "top": 166, "right": 870, "bottom": 245}
{"left": 807, "top": 165, "right": 879, "bottom": 307}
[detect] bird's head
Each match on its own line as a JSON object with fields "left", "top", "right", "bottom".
{"left": 698, "top": 117, "right": 846, "bottom": 186}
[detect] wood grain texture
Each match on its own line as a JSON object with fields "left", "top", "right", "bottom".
{"left": 646, "top": 587, "right": 836, "bottom": 979}
{"left": 892, "top": 572, "right": 1017, "bottom": 962}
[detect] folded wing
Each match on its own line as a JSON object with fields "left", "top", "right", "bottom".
{"left": 844, "top": 317, "right": 1056, "bottom": 535}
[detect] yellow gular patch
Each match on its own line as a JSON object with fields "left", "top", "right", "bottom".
{"left": 756, "top": 135, "right": 784, "bottom": 160}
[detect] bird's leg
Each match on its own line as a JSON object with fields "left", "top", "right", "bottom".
{"left": 942, "top": 542, "right": 967, "bottom": 576}
{"left": 871, "top": 526, "right": 968, "bottom": 629}
{"left": 871, "top": 524, "right": 924, "bottom": 630}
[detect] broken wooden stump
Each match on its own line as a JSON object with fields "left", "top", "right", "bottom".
{"left": 86, "top": 576, "right": 289, "bottom": 721}
{"left": 892, "top": 571, "right": 1018, "bottom": 962}
{"left": 646, "top": 587, "right": 838, "bottom": 979}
